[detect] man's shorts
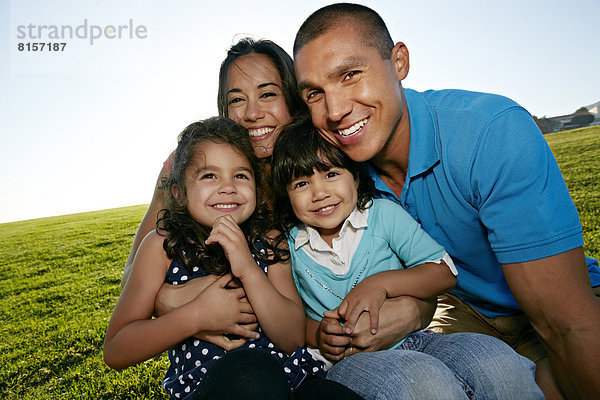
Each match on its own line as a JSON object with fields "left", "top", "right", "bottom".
{"left": 427, "top": 286, "right": 600, "bottom": 363}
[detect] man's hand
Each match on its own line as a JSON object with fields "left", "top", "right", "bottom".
{"left": 324, "top": 279, "right": 386, "bottom": 336}
{"left": 307, "top": 296, "right": 435, "bottom": 360}
{"left": 349, "top": 296, "right": 436, "bottom": 353}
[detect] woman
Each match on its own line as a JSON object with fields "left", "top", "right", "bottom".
{"left": 122, "top": 38, "right": 306, "bottom": 287}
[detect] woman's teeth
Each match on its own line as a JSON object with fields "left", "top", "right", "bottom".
{"left": 249, "top": 127, "right": 275, "bottom": 137}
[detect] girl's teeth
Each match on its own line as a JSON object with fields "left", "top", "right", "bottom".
{"left": 338, "top": 118, "right": 368, "bottom": 137}
{"left": 318, "top": 205, "right": 335, "bottom": 212}
{"left": 249, "top": 127, "right": 275, "bottom": 137}
{"left": 213, "top": 204, "right": 238, "bottom": 209}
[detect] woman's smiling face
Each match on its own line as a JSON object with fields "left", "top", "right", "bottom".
{"left": 226, "top": 53, "right": 292, "bottom": 158}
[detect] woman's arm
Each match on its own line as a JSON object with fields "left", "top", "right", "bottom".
{"left": 105, "top": 232, "right": 205, "bottom": 369}
{"left": 121, "top": 166, "right": 169, "bottom": 287}
{"left": 104, "top": 232, "right": 259, "bottom": 370}
{"left": 328, "top": 261, "right": 456, "bottom": 334}
{"left": 206, "top": 218, "right": 305, "bottom": 354}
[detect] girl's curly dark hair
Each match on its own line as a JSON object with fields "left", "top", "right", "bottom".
{"left": 271, "top": 115, "right": 374, "bottom": 239}
{"left": 157, "top": 117, "right": 286, "bottom": 275}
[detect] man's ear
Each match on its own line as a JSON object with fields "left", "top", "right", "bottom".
{"left": 392, "top": 42, "right": 409, "bottom": 81}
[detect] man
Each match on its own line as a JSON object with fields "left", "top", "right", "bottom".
{"left": 293, "top": 3, "right": 600, "bottom": 399}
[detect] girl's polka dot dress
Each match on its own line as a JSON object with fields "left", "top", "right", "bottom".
{"left": 162, "top": 243, "right": 326, "bottom": 399}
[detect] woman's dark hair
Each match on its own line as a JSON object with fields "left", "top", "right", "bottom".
{"left": 157, "top": 117, "right": 285, "bottom": 274}
{"left": 217, "top": 37, "right": 307, "bottom": 118}
{"left": 271, "top": 116, "right": 374, "bottom": 237}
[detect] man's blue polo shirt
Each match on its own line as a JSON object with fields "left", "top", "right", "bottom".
{"left": 366, "top": 88, "right": 600, "bottom": 317}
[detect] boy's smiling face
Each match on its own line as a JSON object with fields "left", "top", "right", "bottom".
{"left": 286, "top": 166, "right": 358, "bottom": 245}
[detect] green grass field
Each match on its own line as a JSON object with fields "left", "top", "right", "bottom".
{"left": 1, "top": 126, "right": 598, "bottom": 399}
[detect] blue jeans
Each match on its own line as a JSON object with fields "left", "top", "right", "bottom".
{"left": 326, "top": 330, "right": 543, "bottom": 400}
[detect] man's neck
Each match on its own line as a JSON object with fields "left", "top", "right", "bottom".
{"left": 371, "top": 102, "right": 411, "bottom": 198}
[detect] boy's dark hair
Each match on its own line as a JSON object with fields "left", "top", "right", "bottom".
{"left": 157, "top": 117, "right": 285, "bottom": 275}
{"left": 271, "top": 115, "right": 374, "bottom": 237}
{"left": 293, "top": 3, "right": 394, "bottom": 59}
{"left": 217, "top": 37, "right": 307, "bottom": 119}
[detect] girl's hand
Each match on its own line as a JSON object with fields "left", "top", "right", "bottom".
{"left": 205, "top": 215, "right": 256, "bottom": 280}
{"left": 324, "top": 280, "right": 387, "bottom": 336}
{"left": 191, "top": 273, "right": 259, "bottom": 340}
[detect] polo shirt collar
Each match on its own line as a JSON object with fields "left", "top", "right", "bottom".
{"left": 364, "top": 89, "right": 439, "bottom": 199}
{"left": 403, "top": 88, "right": 440, "bottom": 178}
{"left": 294, "top": 206, "right": 368, "bottom": 250}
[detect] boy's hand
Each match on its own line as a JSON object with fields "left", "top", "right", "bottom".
{"left": 325, "top": 280, "right": 387, "bottom": 335}
{"left": 316, "top": 315, "right": 352, "bottom": 362}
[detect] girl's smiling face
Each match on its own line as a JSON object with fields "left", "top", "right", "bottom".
{"left": 181, "top": 141, "right": 256, "bottom": 227}
{"left": 226, "top": 53, "right": 292, "bottom": 158}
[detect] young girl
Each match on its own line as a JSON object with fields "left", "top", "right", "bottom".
{"left": 103, "top": 117, "right": 361, "bottom": 400}
{"left": 271, "top": 117, "right": 543, "bottom": 400}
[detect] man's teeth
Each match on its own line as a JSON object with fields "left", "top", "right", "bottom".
{"left": 213, "top": 204, "right": 238, "bottom": 209}
{"left": 249, "top": 127, "right": 275, "bottom": 137}
{"left": 338, "top": 118, "right": 368, "bottom": 137}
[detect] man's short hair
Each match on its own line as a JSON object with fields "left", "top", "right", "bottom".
{"left": 293, "top": 3, "right": 394, "bottom": 59}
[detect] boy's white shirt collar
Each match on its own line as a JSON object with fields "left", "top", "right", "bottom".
{"left": 294, "top": 206, "right": 369, "bottom": 251}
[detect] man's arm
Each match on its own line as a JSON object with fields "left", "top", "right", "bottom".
{"left": 307, "top": 296, "right": 435, "bottom": 360}
{"left": 348, "top": 295, "right": 436, "bottom": 352}
{"left": 503, "top": 247, "right": 600, "bottom": 399}
{"left": 330, "top": 262, "right": 455, "bottom": 334}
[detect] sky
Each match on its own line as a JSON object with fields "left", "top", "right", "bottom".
{"left": 1, "top": 0, "right": 599, "bottom": 224}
